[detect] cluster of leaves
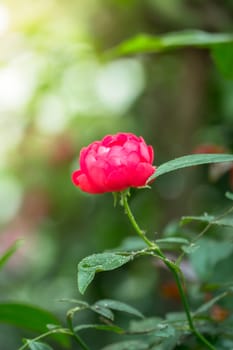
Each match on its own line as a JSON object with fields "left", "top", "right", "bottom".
{"left": 106, "top": 30, "right": 233, "bottom": 80}
{"left": 1, "top": 151, "right": 233, "bottom": 349}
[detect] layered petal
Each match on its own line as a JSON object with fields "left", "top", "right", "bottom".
{"left": 71, "top": 132, "right": 156, "bottom": 194}
{"left": 72, "top": 170, "right": 102, "bottom": 193}
{"left": 106, "top": 166, "right": 131, "bottom": 192}
{"left": 131, "top": 163, "right": 156, "bottom": 187}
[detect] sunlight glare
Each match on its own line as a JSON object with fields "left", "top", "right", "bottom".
{"left": 0, "top": 4, "right": 10, "bottom": 35}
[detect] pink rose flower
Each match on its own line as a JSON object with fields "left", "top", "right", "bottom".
{"left": 72, "top": 132, "right": 156, "bottom": 194}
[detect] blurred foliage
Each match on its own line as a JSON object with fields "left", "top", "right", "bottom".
{"left": 0, "top": 0, "right": 233, "bottom": 349}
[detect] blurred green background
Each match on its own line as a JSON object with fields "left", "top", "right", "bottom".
{"left": 0, "top": 0, "right": 233, "bottom": 349}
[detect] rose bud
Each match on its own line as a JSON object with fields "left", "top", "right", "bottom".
{"left": 72, "top": 132, "right": 156, "bottom": 194}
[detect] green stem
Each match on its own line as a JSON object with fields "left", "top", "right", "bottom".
{"left": 165, "top": 260, "right": 216, "bottom": 350}
{"left": 121, "top": 192, "right": 155, "bottom": 248}
{"left": 122, "top": 192, "right": 216, "bottom": 350}
{"left": 67, "top": 311, "right": 90, "bottom": 350}
{"left": 18, "top": 328, "right": 73, "bottom": 350}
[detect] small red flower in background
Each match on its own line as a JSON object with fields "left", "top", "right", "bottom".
{"left": 210, "top": 305, "right": 229, "bottom": 322}
{"left": 72, "top": 132, "right": 155, "bottom": 194}
{"left": 193, "top": 144, "right": 227, "bottom": 155}
{"left": 160, "top": 281, "right": 182, "bottom": 302}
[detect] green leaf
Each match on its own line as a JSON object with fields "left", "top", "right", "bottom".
{"left": 150, "top": 334, "right": 181, "bottom": 350}
{"left": 0, "top": 240, "right": 24, "bottom": 270}
{"left": 90, "top": 304, "right": 114, "bottom": 320}
{"left": 194, "top": 290, "right": 232, "bottom": 316}
{"left": 209, "top": 255, "right": 233, "bottom": 284}
{"left": 77, "top": 253, "right": 132, "bottom": 294}
{"left": 181, "top": 214, "right": 214, "bottom": 225}
{"left": 189, "top": 237, "right": 233, "bottom": 281}
{"left": 216, "top": 338, "right": 233, "bottom": 349}
{"left": 226, "top": 192, "right": 233, "bottom": 201}
{"left": 0, "top": 303, "right": 59, "bottom": 331}
{"left": 102, "top": 340, "right": 148, "bottom": 350}
{"left": 181, "top": 214, "right": 233, "bottom": 228}
{"left": 166, "top": 312, "right": 187, "bottom": 323}
{"left": 94, "top": 299, "right": 144, "bottom": 319}
{"left": 212, "top": 43, "right": 233, "bottom": 79}
{"left": 149, "top": 154, "right": 233, "bottom": 181}
{"left": 156, "top": 237, "right": 189, "bottom": 249}
{"left": 26, "top": 341, "right": 53, "bottom": 350}
{"left": 108, "top": 30, "right": 233, "bottom": 57}
{"left": 129, "top": 317, "right": 175, "bottom": 337}
{"left": 0, "top": 303, "right": 68, "bottom": 347}
{"left": 206, "top": 216, "right": 233, "bottom": 227}
{"left": 181, "top": 243, "right": 200, "bottom": 254}
{"left": 74, "top": 323, "right": 123, "bottom": 334}
{"left": 58, "top": 299, "right": 89, "bottom": 307}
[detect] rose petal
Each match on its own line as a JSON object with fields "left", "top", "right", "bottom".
{"left": 72, "top": 132, "right": 156, "bottom": 194}
{"left": 148, "top": 145, "right": 154, "bottom": 164}
{"left": 87, "top": 160, "right": 110, "bottom": 190}
{"left": 107, "top": 166, "right": 130, "bottom": 191}
{"left": 78, "top": 174, "right": 103, "bottom": 193}
{"left": 97, "top": 146, "right": 110, "bottom": 156}
{"left": 139, "top": 142, "right": 150, "bottom": 162}
{"left": 123, "top": 140, "right": 139, "bottom": 153}
{"left": 79, "top": 147, "right": 89, "bottom": 171}
{"left": 72, "top": 170, "right": 82, "bottom": 186}
{"left": 127, "top": 152, "right": 141, "bottom": 166}
{"left": 72, "top": 171, "right": 101, "bottom": 193}
{"left": 115, "top": 133, "right": 128, "bottom": 145}
{"left": 131, "top": 163, "right": 156, "bottom": 187}
{"left": 108, "top": 146, "right": 128, "bottom": 166}
{"left": 102, "top": 135, "right": 113, "bottom": 146}
{"left": 85, "top": 153, "right": 97, "bottom": 169}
